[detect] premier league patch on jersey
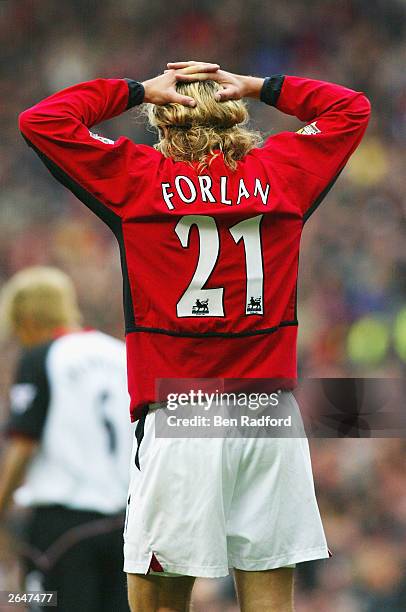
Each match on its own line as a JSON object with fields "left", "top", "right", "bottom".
{"left": 192, "top": 299, "right": 210, "bottom": 315}
{"left": 10, "top": 383, "right": 37, "bottom": 413}
{"left": 246, "top": 296, "right": 262, "bottom": 314}
{"left": 297, "top": 121, "right": 322, "bottom": 135}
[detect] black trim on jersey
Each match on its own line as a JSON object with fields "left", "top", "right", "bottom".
{"left": 124, "top": 79, "right": 145, "bottom": 109}
{"left": 260, "top": 75, "right": 285, "bottom": 107}
{"left": 124, "top": 495, "right": 131, "bottom": 533}
{"left": 293, "top": 249, "right": 301, "bottom": 322}
{"left": 6, "top": 342, "right": 53, "bottom": 440}
{"left": 134, "top": 405, "right": 149, "bottom": 470}
{"left": 128, "top": 319, "right": 298, "bottom": 339}
{"left": 21, "top": 136, "right": 136, "bottom": 332}
{"left": 303, "top": 170, "right": 342, "bottom": 223}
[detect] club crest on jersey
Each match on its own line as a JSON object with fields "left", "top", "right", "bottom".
{"left": 192, "top": 299, "right": 209, "bottom": 315}
{"left": 297, "top": 121, "right": 321, "bottom": 135}
{"left": 247, "top": 296, "right": 262, "bottom": 314}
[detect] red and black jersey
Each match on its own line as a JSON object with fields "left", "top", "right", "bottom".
{"left": 19, "top": 75, "right": 371, "bottom": 421}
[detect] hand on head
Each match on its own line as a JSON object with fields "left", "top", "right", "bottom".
{"left": 142, "top": 61, "right": 255, "bottom": 107}
{"left": 142, "top": 61, "right": 220, "bottom": 107}
{"left": 167, "top": 61, "right": 248, "bottom": 102}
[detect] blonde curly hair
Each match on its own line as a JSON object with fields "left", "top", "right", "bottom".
{"left": 146, "top": 80, "right": 262, "bottom": 171}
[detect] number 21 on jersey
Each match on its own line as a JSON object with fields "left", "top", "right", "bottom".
{"left": 175, "top": 214, "right": 264, "bottom": 317}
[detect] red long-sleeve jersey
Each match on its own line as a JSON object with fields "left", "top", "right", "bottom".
{"left": 19, "top": 75, "right": 370, "bottom": 421}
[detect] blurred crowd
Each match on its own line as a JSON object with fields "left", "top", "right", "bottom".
{"left": 0, "top": 0, "right": 405, "bottom": 610}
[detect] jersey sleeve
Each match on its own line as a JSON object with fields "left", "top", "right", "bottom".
{"left": 4, "top": 344, "right": 51, "bottom": 441}
{"left": 18, "top": 78, "right": 145, "bottom": 223}
{"left": 260, "top": 75, "right": 371, "bottom": 220}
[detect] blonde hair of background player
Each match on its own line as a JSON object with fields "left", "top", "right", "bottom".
{"left": 0, "top": 266, "right": 81, "bottom": 342}
{"left": 146, "top": 80, "right": 262, "bottom": 171}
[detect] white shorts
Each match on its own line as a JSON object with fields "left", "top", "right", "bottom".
{"left": 124, "top": 394, "right": 329, "bottom": 578}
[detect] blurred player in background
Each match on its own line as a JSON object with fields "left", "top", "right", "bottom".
{"left": 18, "top": 62, "right": 370, "bottom": 612}
{"left": 0, "top": 267, "right": 132, "bottom": 612}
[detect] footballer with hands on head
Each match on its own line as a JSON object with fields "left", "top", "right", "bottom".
{"left": 19, "top": 61, "right": 370, "bottom": 611}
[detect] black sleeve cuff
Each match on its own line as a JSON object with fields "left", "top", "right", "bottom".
{"left": 124, "top": 79, "right": 145, "bottom": 109}
{"left": 260, "top": 75, "right": 285, "bottom": 107}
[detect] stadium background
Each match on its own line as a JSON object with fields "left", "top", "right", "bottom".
{"left": 0, "top": 0, "right": 405, "bottom": 610}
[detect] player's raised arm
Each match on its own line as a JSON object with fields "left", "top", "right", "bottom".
{"left": 254, "top": 74, "right": 371, "bottom": 218}
{"left": 175, "top": 64, "right": 371, "bottom": 219}
{"left": 18, "top": 78, "right": 145, "bottom": 221}
{"left": 258, "top": 74, "right": 371, "bottom": 181}
{"left": 18, "top": 64, "right": 218, "bottom": 222}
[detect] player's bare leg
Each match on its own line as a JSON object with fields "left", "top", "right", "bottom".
{"left": 234, "top": 567, "right": 294, "bottom": 612}
{"left": 127, "top": 573, "right": 195, "bottom": 612}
